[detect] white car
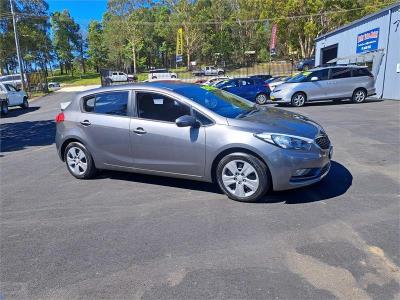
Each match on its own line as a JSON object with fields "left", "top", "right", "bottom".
{"left": 108, "top": 71, "right": 129, "bottom": 82}
{"left": 0, "top": 82, "right": 29, "bottom": 116}
{"left": 148, "top": 69, "right": 177, "bottom": 80}
{"left": 268, "top": 76, "right": 291, "bottom": 91}
{"left": 202, "top": 76, "right": 230, "bottom": 86}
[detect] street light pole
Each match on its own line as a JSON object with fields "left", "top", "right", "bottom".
{"left": 9, "top": 0, "right": 26, "bottom": 91}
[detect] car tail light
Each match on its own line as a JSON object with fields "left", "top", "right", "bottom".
{"left": 55, "top": 112, "right": 65, "bottom": 123}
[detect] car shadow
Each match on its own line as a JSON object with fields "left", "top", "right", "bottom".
{"left": 0, "top": 119, "right": 55, "bottom": 152}
{"left": 270, "top": 98, "right": 383, "bottom": 107}
{"left": 1, "top": 106, "right": 40, "bottom": 118}
{"left": 98, "top": 160, "right": 352, "bottom": 204}
{"left": 260, "top": 161, "right": 352, "bottom": 204}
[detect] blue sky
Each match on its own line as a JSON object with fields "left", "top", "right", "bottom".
{"left": 48, "top": 0, "right": 108, "bottom": 31}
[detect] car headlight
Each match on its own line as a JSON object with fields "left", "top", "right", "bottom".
{"left": 254, "top": 133, "right": 313, "bottom": 150}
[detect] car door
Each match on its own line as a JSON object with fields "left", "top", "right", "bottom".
{"left": 304, "top": 69, "right": 330, "bottom": 101}
{"left": 79, "top": 90, "right": 132, "bottom": 167}
{"left": 326, "top": 67, "right": 353, "bottom": 99}
{"left": 129, "top": 91, "right": 206, "bottom": 177}
{"left": 238, "top": 78, "right": 254, "bottom": 100}
{"left": 4, "top": 84, "right": 22, "bottom": 105}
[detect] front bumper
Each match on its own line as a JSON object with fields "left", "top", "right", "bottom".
{"left": 270, "top": 91, "right": 291, "bottom": 103}
{"left": 262, "top": 145, "right": 333, "bottom": 191}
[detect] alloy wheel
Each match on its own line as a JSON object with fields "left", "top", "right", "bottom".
{"left": 66, "top": 147, "right": 88, "bottom": 176}
{"left": 292, "top": 93, "right": 305, "bottom": 107}
{"left": 256, "top": 94, "right": 267, "bottom": 105}
{"left": 221, "top": 160, "right": 259, "bottom": 198}
{"left": 354, "top": 90, "right": 366, "bottom": 103}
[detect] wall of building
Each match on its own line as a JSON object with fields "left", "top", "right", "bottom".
{"left": 315, "top": 5, "right": 400, "bottom": 100}
{"left": 382, "top": 6, "right": 400, "bottom": 100}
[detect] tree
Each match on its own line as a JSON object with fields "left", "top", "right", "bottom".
{"left": 87, "top": 21, "right": 108, "bottom": 72}
{"left": 51, "top": 10, "right": 80, "bottom": 75}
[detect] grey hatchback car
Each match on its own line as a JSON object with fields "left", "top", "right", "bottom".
{"left": 270, "top": 66, "right": 375, "bottom": 107}
{"left": 56, "top": 82, "right": 333, "bottom": 202}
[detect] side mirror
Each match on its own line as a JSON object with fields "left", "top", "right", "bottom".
{"left": 175, "top": 115, "right": 199, "bottom": 128}
{"left": 310, "top": 77, "right": 319, "bottom": 81}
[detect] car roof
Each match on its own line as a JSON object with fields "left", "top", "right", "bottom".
{"left": 311, "top": 65, "right": 368, "bottom": 71}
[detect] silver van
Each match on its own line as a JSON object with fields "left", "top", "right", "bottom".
{"left": 270, "top": 66, "right": 375, "bottom": 107}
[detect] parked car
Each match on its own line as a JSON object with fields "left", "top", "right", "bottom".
{"left": 270, "top": 66, "right": 375, "bottom": 107}
{"left": 55, "top": 82, "right": 332, "bottom": 202}
{"left": 0, "top": 74, "right": 26, "bottom": 90}
{"left": 0, "top": 82, "right": 29, "bottom": 116}
{"left": 296, "top": 57, "right": 315, "bottom": 71}
{"left": 48, "top": 82, "right": 61, "bottom": 90}
{"left": 268, "top": 76, "right": 292, "bottom": 91}
{"left": 148, "top": 69, "right": 177, "bottom": 80}
{"left": 249, "top": 74, "right": 272, "bottom": 82}
{"left": 203, "top": 76, "right": 230, "bottom": 86}
{"left": 216, "top": 78, "right": 271, "bottom": 104}
{"left": 108, "top": 71, "right": 129, "bottom": 82}
{"left": 192, "top": 66, "right": 225, "bottom": 76}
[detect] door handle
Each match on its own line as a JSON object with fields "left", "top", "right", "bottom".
{"left": 133, "top": 127, "right": 146, "bottom": 134}
{"left": 80, "top": 120, "right": 91, "bottom": 126}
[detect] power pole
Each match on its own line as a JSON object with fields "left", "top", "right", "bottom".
{"left": 9, "top": 0, "right": 26, "bottom": 91}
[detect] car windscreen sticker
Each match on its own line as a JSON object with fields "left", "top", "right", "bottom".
{"left": 153, "top": 98, "right": 164, "bottom": 104}
{"left": 201, "top": 85, "right": 218, "bottom": 91}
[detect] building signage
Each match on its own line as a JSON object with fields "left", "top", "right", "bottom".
{"left": 356, "top": 28, "right": 379, "bottom": 54}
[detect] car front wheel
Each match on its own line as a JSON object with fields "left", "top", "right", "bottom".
{"left": 291, "top": 92, "right": 306, "bottom": 107}
{"left": 64, "top": 142, "right": 97, "bottom": 179}
{"left": 1, "top": 101, "right": 8, "bottom": 116}
{"left": 21, "top": 97, "right": 29, "bottom": 109}
{"left": 216, "top": 153, "right": 270, "bottom": 202}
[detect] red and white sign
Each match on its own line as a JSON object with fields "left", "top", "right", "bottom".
{"left": 270, "top": 24, "right": 277, "bottom": 55}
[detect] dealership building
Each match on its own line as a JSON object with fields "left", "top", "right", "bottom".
{"left": 315, "top": 3, "right": 400, "bottom": 100}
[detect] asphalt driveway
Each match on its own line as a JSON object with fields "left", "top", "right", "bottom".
{"left": 1, "top": 91, "right": 399, "bottom": 299}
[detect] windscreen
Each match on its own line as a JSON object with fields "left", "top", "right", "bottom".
{"left": 174, "top": 85, "right": 255, "bottom": 118}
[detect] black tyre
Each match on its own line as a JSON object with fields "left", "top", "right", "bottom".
{"left": 152, "top": 76, "right": 157, "bottom": 79}
{"left": 255, "top": 93, "right": 268, "bottom": 105}
{"left": 216, "top": 153, "right": 271, "bottom": 202}
{"left": 21, "top": 97, "right": 29, "bottom": 109}
{"left": 291, "top": 92, "right": 306, "bottom": 107}
{"left": 171, "top": 75, "right": 177, "bottom": 78}
{"left": 352, "top": 88, "right": 367, "bottom": 103}
{"left": 303, "top": 65, "right": 309, "bottom": 71}
{"left": 218, "top": 71, "right": 224, "bottom": 75}
{"left": 64, "top": 142, "right": 97, "bottom": 179}
{"left": 0, "top": 101, "right": 8, "bottom": 116}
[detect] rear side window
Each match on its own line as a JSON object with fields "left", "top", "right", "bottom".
{"left": 352, "top": 68, "right": 372, "bottom": 77}
{"left": 82, "top": 91, "right": 129, "bottom": 116}
{"left": 240, "top": 79, "right": 253, "bottom": 86}
{"left": 330, "top": 68, "right": 351, "bottom": 79}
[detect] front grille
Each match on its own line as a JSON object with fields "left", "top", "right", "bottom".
{"left": 315, "top": 134, "right": 330, "bottom": 150}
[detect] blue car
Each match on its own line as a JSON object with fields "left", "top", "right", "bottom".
{"left": 216, "top": 77, "right": 271, "bottom": 105}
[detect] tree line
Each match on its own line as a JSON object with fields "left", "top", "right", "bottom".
{"left": 0, "top": 0, "right": 394, "bottom": 76}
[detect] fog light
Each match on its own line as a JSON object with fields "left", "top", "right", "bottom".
{"left": 293, "top": 168, "right": 312, "bottom": 177}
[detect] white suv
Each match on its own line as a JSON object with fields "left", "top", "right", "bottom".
{"left": 148, "top": 69, "right": 177, "bottom": 80}
{"left": 0, "top": 82, "right": 29, "bottom": 116}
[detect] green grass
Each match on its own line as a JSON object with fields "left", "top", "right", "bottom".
{"left": 47, "top": 72, "right": 101, "bottom": 86}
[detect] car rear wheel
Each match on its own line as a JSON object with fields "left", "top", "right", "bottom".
{"left": 291, "top": 92, "right": 306, "bottom": 107}
{"left": 216, "top": 153, "right": 270, "bottom": 202}
{"left": 21, "top": 97, "right": 29, "bottom": 109}
{"left": 171, "top": 75, "right": 177, "bottom": 78}
{"left": 255, "top": 93, "right": 268, "bottom": 105}
{"left": 152, "top": 76, "right": 157, "bottom": 79}
{"left": 352, "top": 88, "right": 367, "bottom": 103}
{"left": 218, "top": 71, "right": 224, "bottom": 75}
{"left": 64, "top": 142, "right": 97, "bottom": 179}
{"left": 1, "top": 101, "right": 8, "bottom": 116}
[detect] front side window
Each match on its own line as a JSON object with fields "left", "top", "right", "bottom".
{"left": 310, "top": 69, "right": 329, "bottom": 81}
{"left": 330, "top": 68, "right": 351, "bottom": 79}
{"left": 82, "top": 91, "right": 129, "bottom": 116}
{"left": 4, "top": 84, "right": 16, "bottom": 92}
{"left": 136, "top": 92, "right": 191, "bottom": 122}
{"left": 193, "top": 109, "right": 213, "bottom": 126}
